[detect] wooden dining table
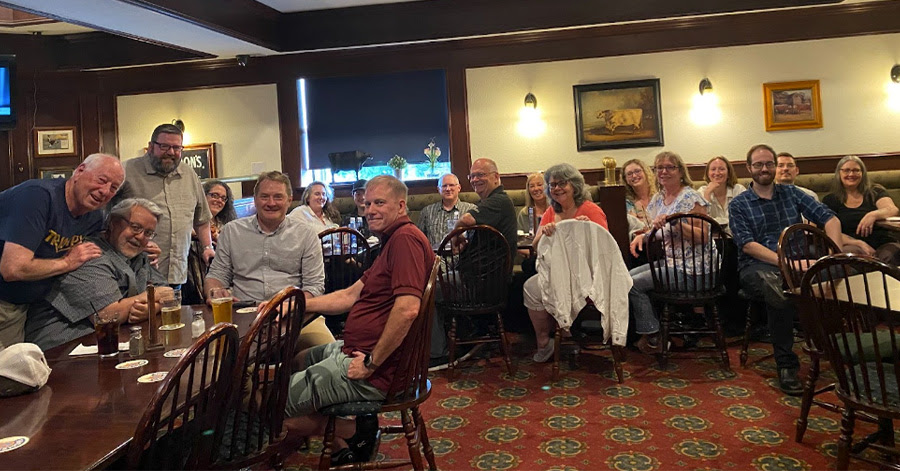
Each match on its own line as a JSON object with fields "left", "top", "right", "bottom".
{"left": 0, "top": 304, "right": 259, "bottom": 470}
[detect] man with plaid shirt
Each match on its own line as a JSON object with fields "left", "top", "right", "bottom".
{"left": 729, "top": 144, "right": 842, "bottom": 395}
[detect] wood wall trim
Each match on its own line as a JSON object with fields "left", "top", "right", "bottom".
{"left": 685, "top": 151, "right": 900, "bottom": 181}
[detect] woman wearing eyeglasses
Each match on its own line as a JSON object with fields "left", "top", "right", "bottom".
{"left": 628, "top": 151, "right": 710, "bottom": 354}
{"left": 523, "top": 163, "right": 608, "bottom": 362}
{"left": 289, "top": 181, "right": 340, "bottom": 229}
{"left": 620, "top": 159, "right": 657, "bottom": 229}
{"left": 823, "top": 155, "right": 900, "bottom": 263}
{"left": 202, "top": 180, "right": 237, "bottom": 243}
{"left": 698, "top": 156, "right": 745, "bottom": 233}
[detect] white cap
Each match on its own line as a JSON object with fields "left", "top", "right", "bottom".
{"left": 0, "top": 343, "right": 51, "bottom": 389}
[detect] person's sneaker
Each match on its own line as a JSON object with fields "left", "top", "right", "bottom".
{"left": 532, "top": 339, "right": 555, "bottom": 363}
{"left": 428, "top": 356, "right": 450, "bottom": 371}
{"left": 777, "top": 367, "right": 804, "bottom": 396}
{"left": 346, "top": 414, "right": 380, "bottom": 462}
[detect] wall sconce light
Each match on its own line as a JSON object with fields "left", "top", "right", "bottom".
{"left": 888, "top": 65, "right": 900, "bottom": 112}
{"left": 172, "top": 118, "right": 192, "bottom": 145}
{"left": 892, "top": 65, "right": 900, "bottom": 84}
{"left": 517, "top": 92, "right": 546, "bottom": 138}
{"left": 691, "top": 77, "right": 721, "bottom": 125}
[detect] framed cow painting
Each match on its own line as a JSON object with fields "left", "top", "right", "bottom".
{"left": 573, "top": 79, "right": 664, "bottom": 151}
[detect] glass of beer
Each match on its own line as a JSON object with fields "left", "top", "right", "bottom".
{"left": 210, "top": 288, "right": 233, "bottom": 324}
{"left": 159, "top": 289, "right": 183, "bottom": 330}
{"left": 93, "top": 312, "right": 120, "bottom": 358}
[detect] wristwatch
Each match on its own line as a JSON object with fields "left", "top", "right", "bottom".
{"left": 363, "top": 353, "right": 379, "bottom": 371}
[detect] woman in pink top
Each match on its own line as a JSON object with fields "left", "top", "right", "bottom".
{"left": 523, "top": 163, "right": 608, "bottom": 362}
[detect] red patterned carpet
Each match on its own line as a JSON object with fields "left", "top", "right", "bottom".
{"left": 284, "top": 339, "right": 882, "bottom": 471}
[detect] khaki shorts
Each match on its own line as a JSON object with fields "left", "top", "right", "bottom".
{"left": 0, "top": 300, "right": 28, "bottom": 349}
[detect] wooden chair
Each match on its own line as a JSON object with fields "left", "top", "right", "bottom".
{"left": 126, "top": 323, "right": 239, "bottom": 470}
{"left": 435, "top": 225, "right": 515, "bottom": 379}
{"left": 215, "top": 286, "right": 306, "bottom": 470}
{"left": 646, "top": 213, "right": 729, "bottom": 370}
{"left": 319, "top": 227, "right": 372, "bottom": 335}
{"left": 773, "top": 223, "right": 841, "bottom": 443}
{"left": 800, "top": 254, "right": 900, "bottom": 470}
{"left": 552, "top": 303, "right": 626, "bottom": 383}
{"left": 318, "top": 258, "right": 441, "bottom": 471}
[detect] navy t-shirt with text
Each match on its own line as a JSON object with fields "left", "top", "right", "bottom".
{"left": 0, "top": 178, "right": 104, "bottom": 304}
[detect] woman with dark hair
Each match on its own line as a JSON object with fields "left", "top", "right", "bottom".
{"left": 523, "top": 163, "right": 608, "bottom": 362}
{"left": 202, "top": 179, "right": 237, "bottom": 243}
{"left": 698, "top": 156, "right": 745, "bottom": 233}
{"left": 289, "top": 181, "right": 340, "bottom": 229}
{"left": 823, "top": 155, "right": 900, "bottom": 263}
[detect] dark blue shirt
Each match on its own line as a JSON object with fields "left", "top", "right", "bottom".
{"left": 729, "top": 183, "right": 835, "bottom": 271}
{"left": 0, "top": 179, "right": 104, "bottom": 304}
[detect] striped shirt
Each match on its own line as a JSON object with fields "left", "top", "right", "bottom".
{"left": 416, "top": 200, "right": 476, "bottom": 247}
{"left": 729, "top": 183, "right": 835, "bottom": 270}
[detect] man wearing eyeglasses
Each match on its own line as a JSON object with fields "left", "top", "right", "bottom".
{"left": 24, "top": 198, "right": 171, "bottom": 351}
{"left": 121, "top": 123, "right": 215, "bottom": 289}
{"left": 0, "top": 153, "right": 125, "bottom": 348}
{"left": 453, "top": 158, "right": 518, "bottom": 258}
{"left": 775, "top": 152, "right": 818, "bottom": 201}
{"left": 417, "top": 173, "right": 476, "bottom": 248}
{"left": 729, "top": 144, "right": 841, "bottom": 395}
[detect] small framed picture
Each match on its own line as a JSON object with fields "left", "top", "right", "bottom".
{"left": 39, "top": 166, "right": 75, "bottom": 180}
{"left": 763, "top": 80, "right": 823, "bottom": 131}
{"left": 34, "top": 127, "right": 78, "bottom": 157}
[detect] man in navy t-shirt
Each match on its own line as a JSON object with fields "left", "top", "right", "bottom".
{"left": 0, "top": 153, "right": 125, "bottom": 348}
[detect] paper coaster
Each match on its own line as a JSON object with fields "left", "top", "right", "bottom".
{"left": 159, "top": 323, "right": 185, "bottom": 331}
{"left": 115, "top": 359, "right": 148, "bottom": 370}
{"left": 137, "top": 372, "right": 167, "bottom": 384}
{"left": 236, "top": 307, "right": 257, "bottom": 314}
{"left": 164, "top": 348, "right": 187, "bottom": 358}
{"left": 0, "top": 436, "right": 28, "bottom": 453}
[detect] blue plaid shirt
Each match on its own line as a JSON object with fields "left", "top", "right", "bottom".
{"left": 729, "top": 183, "right": 835, "bottom": 270}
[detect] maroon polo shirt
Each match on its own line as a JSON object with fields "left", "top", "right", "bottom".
{"left": 341, "top": 215, "right": 435, "bottom": 392}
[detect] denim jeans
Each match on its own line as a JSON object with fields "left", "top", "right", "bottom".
{"left": 629, "top": 263, "right": 710, "bottom": 335}
{"left": 738, "top": 263, "right": 799, "bottom": 370}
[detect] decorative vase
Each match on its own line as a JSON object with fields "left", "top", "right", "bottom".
{"left": 393, "top": 168, "right": 403, "bottom": 179}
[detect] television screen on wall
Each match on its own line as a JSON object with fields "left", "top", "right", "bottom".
{"left": 0, "top": 55, "right": 16, "bottom": 130}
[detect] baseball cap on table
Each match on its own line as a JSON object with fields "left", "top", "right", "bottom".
{"left": 0, "top": 343, "right": 51, "bottom": 397}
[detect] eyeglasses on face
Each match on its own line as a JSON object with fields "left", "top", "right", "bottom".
{"left": 750, "top": 161, "right": 777, "bottom": 170}
{"left": 840, "top": 168, "right": 862, "bottom": 175}
{"left": 206, "top": 192, "right": 228, "bottom": 202}
{"left": 654, "top": 165, "right": 678, "bottom": 173}
{"left": 123, "top": 220, "right": 156, "bottom": 239}
{"left": 440, "top": 183, "right": 459, "bottom": 189}
{"left": 625, "top": 169, "right": 644, "bottom": 178}
{"left": 547, "top": 180, "right": 569, "bottom": 190}
{"left": 152, "top": 141, "right": 184, "bottom": 153}
{"left": 467, "top": 171, "right": 496, "bottom": 180}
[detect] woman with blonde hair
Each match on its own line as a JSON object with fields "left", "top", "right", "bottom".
{"left": 823, "top": 155, "right": 900, "bottom": 263}
{"left": 698, "top": 156, "right": 745, "bottom": 232}
{"left": 517, "top": 172, "right": 549, "bottom": 234}
{"left": 289, "top": 181, "right": 340, "bottom": 229}
{"left": 628, "top": 151, "right": 710, "bottom": 354}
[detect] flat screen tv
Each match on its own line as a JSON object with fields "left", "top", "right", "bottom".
{"left": 0, "top": 55, "right": 16, "bottom": 130}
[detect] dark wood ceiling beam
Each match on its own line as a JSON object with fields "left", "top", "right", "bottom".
{"left": 281, "top": 0, "right": 840, "bottom": 51}
{"left": 115, "top": 0, "right": 282, "bottom": 51}
{"left": 49, "top": 32, "right": 210, "bottom": 71}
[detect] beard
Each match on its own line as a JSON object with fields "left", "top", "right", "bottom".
{"left": 151, "top": 155, "right": 178, "bottom": 174}
{"left": 752, "top": 171, "right": 775, "bottom": 186}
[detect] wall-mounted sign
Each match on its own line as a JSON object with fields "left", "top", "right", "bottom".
{"left": 182, "top": 143, "right": 217, "bottom": 179}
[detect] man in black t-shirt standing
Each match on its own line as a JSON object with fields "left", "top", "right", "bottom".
{"left": 0, "top": 153, "right": 125, "bottom": 348}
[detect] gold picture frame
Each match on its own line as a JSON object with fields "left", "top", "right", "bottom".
{"left": 763, "top": 80, "right": 823, "bottom": 132}
{"left": 34, "top": 127, "right": 78, "bottom": 157}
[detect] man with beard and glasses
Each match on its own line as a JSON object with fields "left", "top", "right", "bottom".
{"left": 728, "top": 144, "right": 841, "bottom": 396}
{"left": 24, "top": 198, "right": 170, "bottom": 351}
{"left": 0, "top": 153, "right": 125, "bottom": 348}
{"left": 121, "top": 123, "right": 215, "bottom": 288}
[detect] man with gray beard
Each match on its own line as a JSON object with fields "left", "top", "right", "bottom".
{"left": 120, "top": 123, "right": 215, "bottom": 287}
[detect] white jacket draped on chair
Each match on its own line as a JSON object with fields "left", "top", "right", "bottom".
{"left": 535, "top": 219, "right": 632, "bottom": 346}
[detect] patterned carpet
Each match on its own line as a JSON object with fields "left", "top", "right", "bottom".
{"left": 284, "top": 338, "right": 882, "bottom": 471}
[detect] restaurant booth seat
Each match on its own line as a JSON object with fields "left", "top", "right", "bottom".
{"left": 317, "top": 258, "right": 441, "bottom": 471}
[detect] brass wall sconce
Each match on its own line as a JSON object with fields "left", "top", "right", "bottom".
{"left": 699, "top": 78, "right": 713, "bottom": 95}
{"left": 524, "top": 93, "right": 537, "bottom": 109}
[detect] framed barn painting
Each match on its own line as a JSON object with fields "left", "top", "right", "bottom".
{"left": 573, "top": 79, "right": 664, "bottom": 151}
{"left": 763, "top": 80, "right": 823, "bottom": 131}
